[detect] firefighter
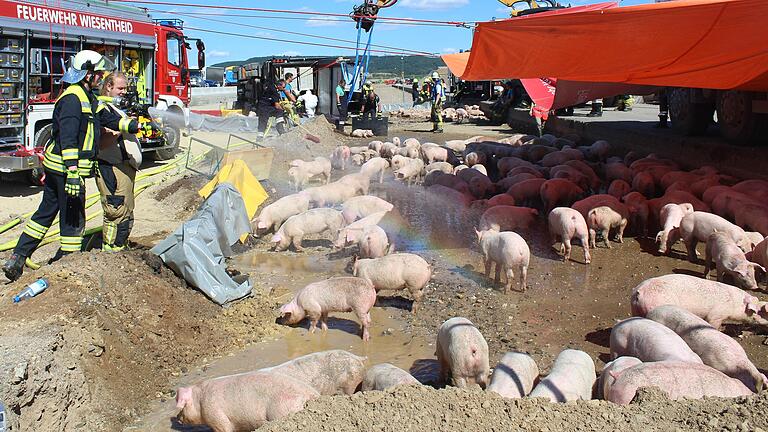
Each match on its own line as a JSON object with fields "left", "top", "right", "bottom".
{"left": 411, "top": 78, "right": 419, "bottom": 106}
{"left": 587, "top": 98, "right": 603, "bottom": 117}
{"left": 2, "top": 50, "right": 152, "bottom": 282}
{"left": 429, "top": 72, "right": 445, "bottom": 133}
{"left": 361, "top": 89, "right": 382, "bottom": 121}
{"left": 96, "top": 72, "right": 143, "bottom": 252}
{"left": 257, "top": 79, "right": 287, "bottom": 133}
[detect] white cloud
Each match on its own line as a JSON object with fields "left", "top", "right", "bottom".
{"left": 208, "top": 50, "right": 230, "bottom": 58}
{"left": 398, "top": 0, "right": 468, "bottom": 10}
{"left": 306, "top": 17, "right": 341, "bottom": 27}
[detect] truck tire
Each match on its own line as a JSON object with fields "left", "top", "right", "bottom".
{"left": 668, "top": 87, "right": 714, "bottom": 136}
{"left": 29, "top": 124, "right": 53, "bottom": 185}
{"left": 715, "top": 90, "right": 766, "bottom": 144}
{"left": 154, "top": 126, "right": 180, "bottom": 161}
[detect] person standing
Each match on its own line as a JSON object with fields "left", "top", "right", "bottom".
{"left": 297, "top": 89, "right": 318, "bottom": 118}
{"left": 335, "top": 79, "right": 347, "bottom": 120}
{"left": 361, "top": 89, "right": 381, "bottom": 120}
{"left": 2, "top": 50, "right": 150, "bottom": 281}
{"left": 411, "top": 78, "right": 419, "bottom": 106}
{"left": 429, "top": 72, "right": 445, "bottom": 133}
{"left": 279, "top": 73, "right": 299, "bottom": 125}
{"left": 96, "top": 72, "right": 143, "bottom": 252}
{"left": 257, "top": 79, "right": 287, "bottom": 133}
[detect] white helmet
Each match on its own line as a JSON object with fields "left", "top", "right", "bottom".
{"left": 62, "top": 50, "right": 116, "bottom": 84}
{"left": 431, "top": 71, "right": 440, "bottom": 80}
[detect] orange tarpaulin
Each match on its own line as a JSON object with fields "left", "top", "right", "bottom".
{"left": 443, "top": 0, "right": 768, "bottom": 91}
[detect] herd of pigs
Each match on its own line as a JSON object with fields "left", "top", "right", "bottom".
{"left": 175, "top": 132, "right": 768, "bottom": 431}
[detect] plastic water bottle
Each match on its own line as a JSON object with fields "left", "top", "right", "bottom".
{"left": 13, "top": 278, "right": 49, "bottom": 303}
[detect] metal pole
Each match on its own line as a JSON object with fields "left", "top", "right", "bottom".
{"left": 401, "top": 56, "right": 404, "bottom": 104}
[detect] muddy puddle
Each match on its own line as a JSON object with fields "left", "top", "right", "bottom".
{"left": 130, "top": 251, "right": 438, "bottom": 432}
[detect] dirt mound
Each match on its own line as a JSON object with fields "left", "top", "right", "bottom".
{"left": 0, "top": 250, "right": 282, "bottom": 431}
{"left": 261, "top": 385, "right": 768, "bottom": 432}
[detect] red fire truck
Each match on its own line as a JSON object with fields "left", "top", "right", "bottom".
{"left": 0, "top": 0, "right": 204, "bottom": 184}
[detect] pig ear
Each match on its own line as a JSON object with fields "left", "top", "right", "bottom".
{"left": 744, "top": 297, "right": 760, "bottom": 314}
{"left": 271, "top": 234, "right": 282, "bottom": 243}
{"left": 608, "top": 370, "right": 619, "bottom": 379}
{"left": 176, "top": 387, "right": 192, "bottom": 410}
{"left": 750, "top": 262, "right": 767, "bottom": 274}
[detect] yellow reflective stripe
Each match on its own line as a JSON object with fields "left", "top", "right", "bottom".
{"left": 62, "top": 148, "right": 79, "bottom": 160}
{"left": 27, "top": 220, "right": 49, "bottom": 234}
{"left": 23, "top": 225, "right": 46, "bottom": 240}
{"left": 43, "top": 154, "right": 66, "bottom": 173}
{"left": 118, "top": 117, "right": 132, "bottom": 133}
{"left": 103, "top": 222, "right": 117, "bottom": 244}
{"left": 95, "top": 102, "right": 106, "bottom": 113}
{"left": 82, "top": 122, "right": 94, "bottom": 152}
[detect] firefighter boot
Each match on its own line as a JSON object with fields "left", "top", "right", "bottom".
{"left": 2, "top": 253, "right": 25, "bottom": 282}
{"left": 587, "top": 101, "right": 603, "bottom": 117}
{"left": 48, "top": 249, "right": 72, "bottom": 265}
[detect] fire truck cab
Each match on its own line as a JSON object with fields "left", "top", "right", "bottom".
{"left": 0, "top": 0, "right": 203, "bottom": 184}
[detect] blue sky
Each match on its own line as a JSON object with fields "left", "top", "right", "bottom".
{"left": 146, "top": 0, "right": 652, "bottom": 63}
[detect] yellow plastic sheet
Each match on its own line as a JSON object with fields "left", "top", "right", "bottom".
{"left": 198, "top": 160, "right": 268, "bottom": 242}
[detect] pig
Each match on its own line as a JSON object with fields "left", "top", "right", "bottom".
{"left": 475, "top": 229, "right": 530, "bottom": 293}
{"left": 420, "top": 144, "right": 450, "bottom": 164}
{"left": 622, "top": 191, "right": 650, "bottom": 237}
{"left": 436, "top": 317, "right": 490, "bottom": 389}
{"left": 334, "top": 211, "right": 388, "bottom": 248}
{"left": 632, "top": 171, "right": 656, "bottom": 198}
{"left": 175, "top": 371, "right": 319, "bottom": 432}
{"left": 550, "top": 165, "right": 591, "bottom": 191}
{"left": 478, "top": 205, "right": 538, "bottom": 233}
{"left": 368, "top": 140, "right": 383, "bottom": 153}
{"left": 271, "top": 208, "right": 345, "bottom": 252}
{"left": 747, "top": 236, "right": 768, "bottom": 285}
{"left": 468, "top": 174, "right": 494, "bottom": 199}
{"left": 353, "top": 253, "right": 431, "bottom": 312}
{"left": 498, "top": 157, "right": 534, "bottom": 177}
{"left": 402, "top": 137, "right": 420, "bottom": 149}
{"left": 300, "top": 183, "right": 359, "bottom": 208}
{"left": 379, "top": 142, "right": 398, "bottom": 159}
{"left": 263, "top": 350, "right": 367, "bottom": 395}
{"left": 507, "top": 178, "right": 547, "bottom": 207}
{"left": 486, "top": 193, "right": 517, "bottom": 208}
{"left": 358, "top": 225, "right": 390, "bottom": 258}
{"left": 336, "top": 172, "right": 371, "bottom": 195}
{"left": 444, "top": 139, "right": 467, "bottom": 153}
{"left": 453, "top": 164, "right": 469, "bottom": 174}
{"left": 606, "top": 361, "right": 752, "bottom": 405}
{"left": 287, "top": 157, "right": 332, "bottom": 190}
{"left": 609, "top": 317, "right": 703, "bottom": 363}
{"left": 464, "top": 151, "right": 484, "bottom": 167}
{"left": 587, "top": 206, "right": 627, "bottom": 249}
{"left": 660, "top": 171, "right": 702, "bottom": 190}
{"left": 647, "top": 305, "right": 767, "bottom": 392}
{"left": 472, "top": 164, "right": 488, "bottom": 176}
{"left": 425, "top": 161, "right": 454, "bottom": 174}
{"left": 540, "top": 179, "right": 584, "bottom": 213}
{"left": 351, "top": 154, "right": 365, "bottom": 166}
{"left": 745, "top": 231, "right": 765, "bottom": 251}
{"left": 655, "top": 203, "right": 695, "bottom": 253}
{"left": 571, "top": 194, "right": 624, "bottom": 222}
{"left": 423, "top": 171, "right": 470, "bottom": 194}
{"left": 607, "top": 180, "right": 631, "bottom": 200}
{"left": 348, "top": 146, "right": 369, "bottom": 155}
{"left": 360, "top": 157, "right": 390, "bottom": 184}
{"left": 548, "top": 207, "right": 591, "bottom": 264}
{"left": 252, "top": 194, "right": 310, "bottom": 235}
{"left": 341, "top": 196, "right": 393, "bottom": 224}
{"left": 597, "top": 356, "right": 642, "bottom": 399}
{"left": 362, "top": 363, "right": 420, "bottom": 391}
{"left": 604, "top": 162, "right": 633, "bottom": 184}
{"left": 630, "top": 274, "right": 768, "bottom": 329}
{"left": 734, "top": 203, "right": 768, "bottom": 237}
{"left": 675, "top": 211, "right": 752, "bottom": 261}
{"left": 455, "top": 107, "right": 469, "bottom": 123}
{"left": 279, "top": 277, "right": 376, "bottom": 340}
{"left": 390, "top": 154, "right": 411, "bottom": 171}
{"left": 487, "top": 352, "right": 539, "bottom": 398}
{"left": 393, "top": 158, "right": 425, "bottom": 186}
{"left": 704, "top": 232, "right": 764, "bottom": 291}
{"left": 528, "top": 349, "right": 596, "bottom": 402}
{"left": 702, "top": 185, "right": 732, "bottom": 206}
{"left": 588, "top": 139, "right": 610, "bottom": 161}
{"left": 331, "top": 145, "right": 351, "bottom": 170}
{"left": 540, "top": 149, "right": 584, "bottom": 167}
{"left": 351, "top": 129, "right": 372, "bottom": 138}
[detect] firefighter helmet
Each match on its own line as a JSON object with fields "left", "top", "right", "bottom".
{"left": 62, "top": 50, "right": 117, "bottom": 84}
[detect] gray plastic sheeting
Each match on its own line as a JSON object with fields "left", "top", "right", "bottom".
{"left": 151, "top": 183, "right": 252, "bottom": 305}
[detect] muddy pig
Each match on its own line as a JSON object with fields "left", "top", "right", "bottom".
{"left": 606, "top": 361, "right": 752, "bottom": 405}
{"left": 175, "top": 371, "right": 319, "bottom": 432}
{"left": 598, "top": 356, "right": 642, "bottom": 399}
{"left": 262, "top": 350, "right": 367, "bottom": 396}
{"left": 252, "top": 194, "right": 310, "bottom": 235}
{"left": 656, "top": 203, "right": 694, "bottom": 253}
{"left": 587, "top": 206, "right": 627, "bottom": 249}
{"left": 529, "top": 349, "right": 595, "bottom": 402}
{"left": 548, "top": 207, "right": 591, "bottom": 264}
{"left": 540, "top": 179, "right": 584, "bottom": 213}
{"left": 475, "top": 229, "right": 530, "bottom": 293}
{"left": 705, "top": 232, "right": 764, "bottom": 291}
{"left": 607, "top": 180, "right": 631, "bottom": 200}
{"left": 279, "top": 277, "right": 376, "bottom": 340}
{"left": 436, "top": 317, "right": 490, "bottom": 388}
{"left": 610, "top": 317, "right": 702, "bottom": 363}
{"left": 353, "top": 253, "right": 431, "bottom": 313}
{"left": 478, "top": 205, "right": 538, "bottom": 233}
{"left": 647, "top": 305, "right": 767, "bottom": 392}
{"left": 272, "top": 208, "right": 345, "bottom": 252}
{"left": 362, "top": 363, "right": 420, "bottom": 391}
{"left": 393, "top": 158, "right": 425, "bottom": 186}
{"left": 487, "top": 352, "right": 539, "bottom": 398}
{"left": 341, "top": 195, "right": 393, "bottom": 224}
{"left": 507, "top": 178, "right": 546, "bottom": 207}
{"left": 630, "top": 274, "right": 768, "bottom": 329}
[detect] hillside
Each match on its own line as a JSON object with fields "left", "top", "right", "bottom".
{"left": 212, "top": 55, "right": 444, "bottom": 78}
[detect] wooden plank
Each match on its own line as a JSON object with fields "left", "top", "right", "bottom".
{"left": 221, "top": 147, "right": 275, "bottom": 180}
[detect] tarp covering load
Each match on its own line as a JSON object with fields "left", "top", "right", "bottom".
{"left": 443, "top": 0, "right": 768, "bottom": 91}
{"left": 151, "top": 183, "right": 252, "bottom": 305}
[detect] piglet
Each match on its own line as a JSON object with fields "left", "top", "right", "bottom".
{"left": 362, "top": 363, "right": 420, "bottom": 391}
{"left": 478, "top": 206, "right": 538, "bottom": 233}
{"left": 587, "top": 206, "right": 627, "bottom": 249}
{"left": 175, "top": 371, "right": 319, "bottom": 432}
{"left": 704, "top": 232, "right": 764, "bottom": 291}
{"left": 271, "top": 208, "right": 345, "bottom": 252}
{"left": 597, "top": 356, "right": 642, "bottom": 399}
{"left": 655, "top": 203, "right": 694, "bottom": 253}
{"left": 607, "top": 361, "right": 752, "bottom": 405}
{"left": 529, "top": 349, "right": 595, "bottom": 402}
{"left": 341, "top": 195, "right": 393, "bottom": 224}
{"left": 252, "top": 194, "right": 310, "bottom": 235}
{"left": 487, "top": 352, "right": 539, "bottom": 398}
{"left": 436, "top": 317, "right": 490, "bottom": 389}
{"left": 609, "top": 317, "right": 703, "bottom": 363}
{"left": 353, "top": 253, "right": 431, "bottom": 313}
{"left": 475, "top": 229, "right": 530, "bottom": 293}
{"left": 675, "top": 211, "right": 752, "bottom": 262}
{"left": 548, "top": 207, "right": 591, "bottom": 264}
{"left": 331, "top": 145, "right": 352, "bottom": 170}
{"left": 359, "top": 225, "right": 390, "bottom": 258}
{"left": 334, "top": 211, "right": 388, "bottom": 249}
{"left": 279, "top": 277, "right": 376, "bottom": 341}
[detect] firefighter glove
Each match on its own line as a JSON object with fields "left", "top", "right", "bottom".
{"left": 65, "top": 169, "right": 83, "bottom": 197}
{"left": 140, "top": 120, "right": 161, "bottom": 134}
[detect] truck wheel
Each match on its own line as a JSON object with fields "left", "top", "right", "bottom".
{"left": 668, "top": 88, "right": 714, "bottom": 135}
{"left": 154, "top": 126, "right": 180, "bottom": 161}
{"left": 716, "top": 91, "right": 765, "bottom": 144}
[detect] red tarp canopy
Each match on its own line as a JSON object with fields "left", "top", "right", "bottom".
{"left": 443, "top": 0, "right": 768, "bottom": 91}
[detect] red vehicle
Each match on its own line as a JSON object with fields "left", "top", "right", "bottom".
{"left": 0, "top": 0, "right": 204, "bottom": 184}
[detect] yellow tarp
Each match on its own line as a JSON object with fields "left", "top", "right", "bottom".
{"left": 198, "top": 160, "right": 268, "bottom": 242}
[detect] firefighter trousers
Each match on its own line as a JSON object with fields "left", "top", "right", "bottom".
{"left": 431, "top": 99, "right": 444, "bottom": 130}
{"left": 15, "top": 170, "right": 86, "bottom": 258}
{"left": 96, "top": 161, "right": 136, "bottom": 250}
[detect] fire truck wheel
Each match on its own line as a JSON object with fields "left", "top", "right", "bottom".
{"left": 154, "top": 126, "right": 180, "bottom": 161}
